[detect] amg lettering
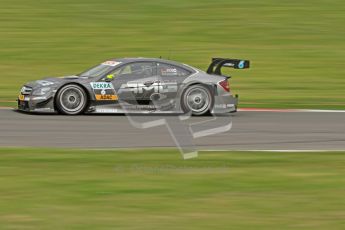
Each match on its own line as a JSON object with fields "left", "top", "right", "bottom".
{"left": 118, "top": 82, "right": 178, "bottom": 94}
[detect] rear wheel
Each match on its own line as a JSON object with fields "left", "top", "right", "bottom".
{"left": 181, "top": 85, "right": 213, "bottom": 116}
{"left": 55, "top": 84, "right": 87, "bottom": 115}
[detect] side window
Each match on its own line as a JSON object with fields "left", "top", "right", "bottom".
{"left": 157, "top": 63, "right": 191, "bottom": 77}
{"left": 112, "top": 62, "right": 155, "bottom": 78}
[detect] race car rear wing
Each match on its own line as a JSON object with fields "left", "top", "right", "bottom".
{"left": 206, "top": 58, "right": 250, "bottom": 76}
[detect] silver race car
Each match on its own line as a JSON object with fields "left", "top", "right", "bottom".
{"left": 18, "top": 57, "right": 250, "bottom": 115}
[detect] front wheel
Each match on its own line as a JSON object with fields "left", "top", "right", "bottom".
{"left": 55, "top": 84, "right": 87, "bottom": 115}
{"left": 181, "top": 85, "right": 213, "bottom": 116}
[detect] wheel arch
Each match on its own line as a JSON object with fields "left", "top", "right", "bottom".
{"left": 178, "top": 81, "right": 216, "bottom": 101}
{"left": 178, "top": 82, "right": 216, "bottom": 115}
{"left": 54, "top": 82, "right": 91, "bottom": 113}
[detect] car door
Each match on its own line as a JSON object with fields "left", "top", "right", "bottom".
{"left": 111, "top": 61, "right": 157, "bottom": 104}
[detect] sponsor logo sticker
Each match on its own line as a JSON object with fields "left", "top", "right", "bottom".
{"left": 96, "top": 108, "right": 118, "bottom": 113}
{"left": 102, "top": 61, "right": 122, "bottom": 67}
{"left": 91, "top": 82, "right": 118, "bottom": 101}
{"left": 90, "top": 82, "right": 114, "bottom": 90}
{"left": 95, "top": 94, "right": 118, "bottom": 101}
{"left": 161, "top": 68, "right": 178, "bottom": 76}
{"left": 18, "top": 95, "right": 25, "bottom": 101}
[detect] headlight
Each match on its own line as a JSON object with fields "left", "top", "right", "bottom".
{"left": 32, "top": 87, "right": 51, "bottom": 96}
{"left": 20, "top": 86, "right": 33, "bottom": 95}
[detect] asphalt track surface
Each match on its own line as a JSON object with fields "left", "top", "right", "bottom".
{"left": 0, "top": 108, "right": 345, "bottom": 151}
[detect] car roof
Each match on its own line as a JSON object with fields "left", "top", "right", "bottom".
{"left": 109, "top": 57, "right": 198, "bottom": 72}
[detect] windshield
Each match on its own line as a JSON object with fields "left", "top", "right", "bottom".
{"left": 78, "top": 64, "right": 114, "bottom": 78}
{"left": 78, "top": 61, "right": 122, "bottom": 78}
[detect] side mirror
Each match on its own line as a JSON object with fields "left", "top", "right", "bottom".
{"left": 105, "top": 74, "right": 114, "bottom": 82}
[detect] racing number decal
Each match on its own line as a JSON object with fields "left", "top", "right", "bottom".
{"left": 90, "top": 82, "right": 118, "bottom": 101}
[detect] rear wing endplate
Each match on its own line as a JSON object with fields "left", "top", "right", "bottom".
{"left": 207, "top": 58, "right": 250, "bottom": 76}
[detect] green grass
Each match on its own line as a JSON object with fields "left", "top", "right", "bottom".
{"left": 0, "top": 148, "right": 344, "bottom": 229}
{"left": 0, "top": 0, "right": 345, "bottom": 109}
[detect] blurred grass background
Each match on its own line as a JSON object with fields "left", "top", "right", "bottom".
{"left": 0, "top": 0, "right": 344, "bottom": 108}
{"left": 0, "top": 148, "right": 344, "bottom": 229}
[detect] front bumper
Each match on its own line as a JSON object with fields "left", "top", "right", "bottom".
{"left": 17, "top": 94, "right": 56, "bottom": 113}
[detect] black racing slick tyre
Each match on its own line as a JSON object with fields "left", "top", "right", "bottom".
{"left": 55, "top": 84, "right": 87, "bottom": 115}
{"left": 181, "top": 84, "right": 214, "bottom": 116}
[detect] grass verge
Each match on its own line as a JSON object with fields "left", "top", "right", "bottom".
{"left": 0, "top": 148, "right": 344, "bottom": 229}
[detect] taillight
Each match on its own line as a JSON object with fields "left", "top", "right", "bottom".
{"left": 219, "top": 79, "right": 230, "bottom": 92}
